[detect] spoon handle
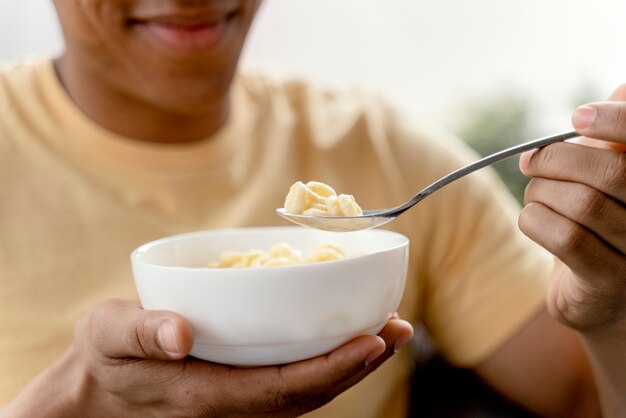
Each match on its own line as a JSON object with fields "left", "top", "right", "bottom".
{"left": 392, "top": 130, "right": 580, "bottom": 215}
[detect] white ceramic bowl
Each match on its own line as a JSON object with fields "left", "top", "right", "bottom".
{"left": 131, "top": 227, "right": 409, "bottom": 366}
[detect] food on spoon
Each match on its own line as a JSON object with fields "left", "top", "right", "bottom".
{"left": 284, "top": 181, "right": 363, "bottom": 216}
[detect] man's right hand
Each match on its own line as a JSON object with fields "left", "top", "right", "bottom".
{"left": 2, "top": 299, "right": 413, "bottom": 418}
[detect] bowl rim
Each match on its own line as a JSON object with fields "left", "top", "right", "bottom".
{"left": 131, "top": 226, "right": 409, "bottom": 272}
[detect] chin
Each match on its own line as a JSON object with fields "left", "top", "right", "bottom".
{"left": 129, "top": 68, "right": 233, "bottom": 112}
{"left": 152, "top": 88, "right": 230, "bottom": 116}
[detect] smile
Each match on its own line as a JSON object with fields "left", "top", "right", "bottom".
{"left": 130, "top": 10, "right": 239, "bottom": 53}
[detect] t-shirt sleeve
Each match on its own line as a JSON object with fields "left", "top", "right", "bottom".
{"left": 385, "top": 103, "right": 553, "bottom": 367}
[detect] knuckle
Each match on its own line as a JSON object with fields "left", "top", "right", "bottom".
{"left": 88, "top": 298, "right": 116, "bottom": 320}
{"left": 527, "top": 143, "right": 568, "bottom": 175}
{"left": 600, "top": 153, "right": 626, "bottom": 194}
{"left": 536, "top": 143, "right": 561, "bottom": 166}
{"left": 554, "top": 222, "right": 587, "bottom": 256}
{"left": 126, "top": 318, "right": 150, "bottom": 358}
{"left": 81, "top": 299, "right": 118, "bottom": 342}
{"left": 573, "top": 185, "right": 610, "bottom": 223}
{"left": 74, "top": 299, "right": 124, "bottom": 361}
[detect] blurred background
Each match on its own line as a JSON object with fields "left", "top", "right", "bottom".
{"left": 2, "top": 0, "right": 626, "bottom": 201}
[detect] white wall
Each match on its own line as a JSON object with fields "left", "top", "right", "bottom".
{"left": 2, "top": 0, "right": 626, "bottom": 131}
{"left": 0, "top": 1, "right": 62, "bottom": 60}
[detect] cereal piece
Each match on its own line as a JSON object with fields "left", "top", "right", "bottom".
{"left": 337, "top": 194, "right": 363, "bottom": 216}
{"left": 283, "top": 180, "right": 362, "bottom": 217}
{"left": 310, "top": 244, "right": 345, "bottom": 262}
{"left": 250, "top": 254, "right": 270, "bottom": 268}
{"left": 219, "top": 251, "right": 244, "bottom": 268}
{"left": 263, "top": 257, "right": 293, "bottom": 267}
{"left": 319, "top": 243, "right": 345, "bottom": 256}
{"left": 308, "top": 202, "right": 328, "bottom": 212}
{"left": 284, "top": 181, "right": 308, "bottom": 214}
{"left": 242, "top": 250, "right": 265, "bottom": 267}
{"left": 325, "top": 195, "right": 341, "bottom": 216}
{"left": 306, "top": 181, "right": 336, "bottom": 198}
{"left": 208, "top": 242, "right": 347, "bottom": 268}
{"left": 269, "top": 243, "right": 304, "bottom": 264}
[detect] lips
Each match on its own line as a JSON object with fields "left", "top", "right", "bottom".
{"left": 130, "top": 9, "right": 238, "bottom": 53}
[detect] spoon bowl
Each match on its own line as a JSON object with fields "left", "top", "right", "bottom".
{"left": 277, "top": 131, "right": 580, "bottom": 232}
{"left": 276, "top": 209, "right": 395, "bottom": 233}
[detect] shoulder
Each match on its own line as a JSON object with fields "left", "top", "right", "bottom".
{"left": 0, "top": 58, "right": 44, "bottom": 119}
{"left": 235, "top": 71, "right": 465, "bottom": 158}
{"left": 0, "top": 59, "right": 48, "bottom": 152}
{"left": 0, "top": 58, "right": 41, "bottom": 94}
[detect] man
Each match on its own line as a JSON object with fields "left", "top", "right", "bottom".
{"left": 0, "top": 0, "right": 624, "bottom": 416}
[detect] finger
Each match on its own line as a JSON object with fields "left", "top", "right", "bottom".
{"left": 572, "top": 103, "right": 626, "bottom": 150}
{"left": 283, "top": 317, "right": 413, "bottom": 387}
{"left": 571, "top": 82, "right": 626, "bottom": 152}
{"left": 225, "top": 318, "right": 413, "bottom": 414}
{"left": 519, "top": 142, "right": 626, "bottom": 203}
{"left": 284, "top": 318, "right": 414, "bottom": 414}
{"left": 519, "top": 202, "right": 626, "bottom": 293}
{"left": 78, "top": 299, "right": 194, "bottom": 361}
{"left": 292, "top": 318, "right": 413, "bottom": 416}
{"left": 322, "top": 318, "right": 414, "bottom": 397}
{"left": 525, "top": 178, "right": 626, "bottom": 254}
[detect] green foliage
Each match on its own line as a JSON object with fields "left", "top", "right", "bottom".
{"left": 454, "top": 82, "right": 601, "bottom": 205}
{"left": 455, "top": 94, "right": 534, "bottom": 205}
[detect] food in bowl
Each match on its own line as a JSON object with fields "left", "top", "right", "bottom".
{"left": 207, "top": 242, "right": 346, "bottom": 268}
{"left": 131, "top": 227, "right": 408, "bottom": 366}
{"left": 284, "top": 181, "right": 363, "bottom": 216}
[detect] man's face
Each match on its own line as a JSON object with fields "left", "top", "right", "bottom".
{"left": 53, "top": 0, "right": 261, "bottom": 115}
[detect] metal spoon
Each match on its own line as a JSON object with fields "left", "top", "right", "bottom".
{"left": 277, "top": 131, "right": 580, "bottom": 232}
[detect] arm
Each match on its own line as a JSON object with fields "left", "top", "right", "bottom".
{"left": 514, "top": 84, "right": 626, "bottom": 417}
{"left": 0, "top": 299, "right": 413, "bottom": 418}
{"left": 474, "top": 306, "right": 600, "bottom": 417}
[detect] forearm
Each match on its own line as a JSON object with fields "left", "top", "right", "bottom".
{"left": 0, "top": 349, "right": 87, "bottom": 418}
{"left": 580, "top": 322, "right": 626, "bottom": 418}
{"left": 475, "top": 308, "right": 601, "bottom": 418}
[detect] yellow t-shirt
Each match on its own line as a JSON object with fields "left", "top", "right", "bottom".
{"left": 0, "top": 59, "right": 551, "bottom": 417}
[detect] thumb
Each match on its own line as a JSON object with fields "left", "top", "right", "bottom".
{"left": 572, "top": 82, "right": 626, "bottom": 152}
{"left": 80, "top": 299, "right": 194, "bottom": 361}
{"left": 571, "top": 103, "right": 626, "bottom": 152}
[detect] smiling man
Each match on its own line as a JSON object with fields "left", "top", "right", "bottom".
{"left": 1, "top": 0, "right": 626, "bottom": 417}
{"left": 53, "top": 0, "right": 256, "bottom": 143}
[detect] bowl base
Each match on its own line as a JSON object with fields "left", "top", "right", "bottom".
{"left": 190, "top": 322, "right": 386, "bottom": 367}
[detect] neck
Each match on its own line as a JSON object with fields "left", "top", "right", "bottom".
{"left": 54, "top": 56, "right": 230, "bottom": 144}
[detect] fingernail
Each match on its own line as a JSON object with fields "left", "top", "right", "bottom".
{"left": 572, "top": 105, "right": 596, "bottom": 129}
{"left": 394, "top": 333, "right": 413, "bottom": 352}
{"left": 157, "top": 320, "right": 180, "bottom": 355}
{"left": 364, "top": 345, "right": 385, "bottom": 367}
